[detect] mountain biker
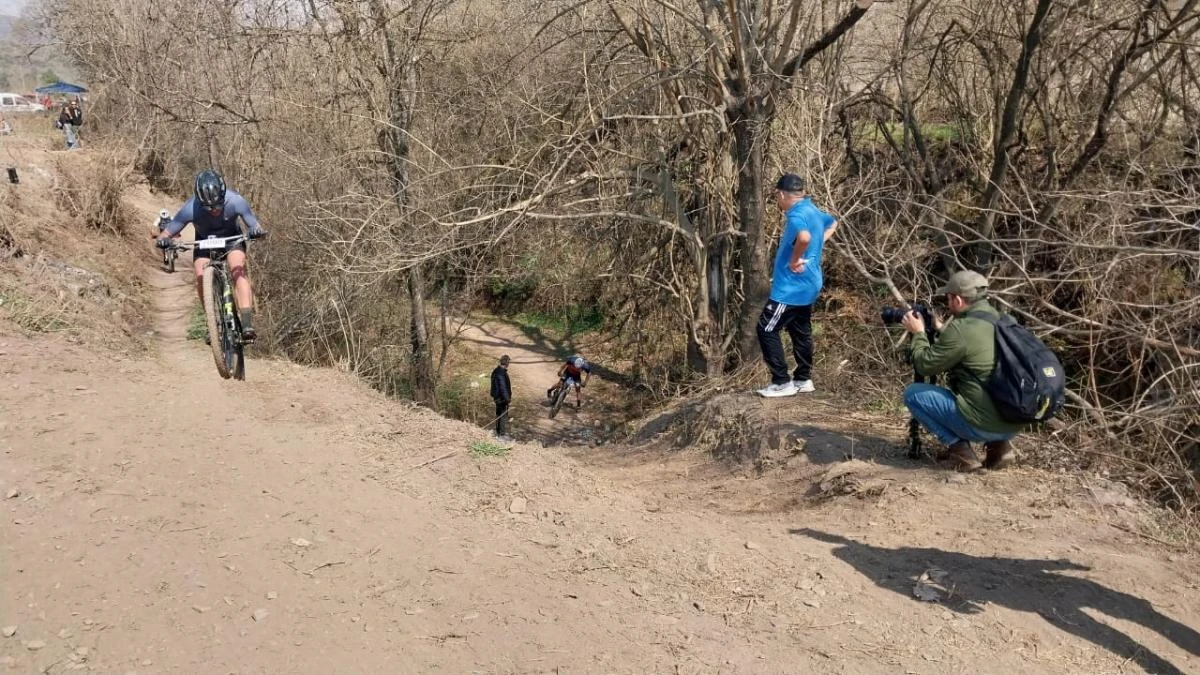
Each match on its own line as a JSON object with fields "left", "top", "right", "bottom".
{"left": 547, "top": 355, "right": 593, "bottom": 410}
{"left": 152, "top": 209, "right": 172, "bottom": 237}
{"left": 151, "top": 209, "right": 180, "bottom": 266}
{"left": 156, "top": 169, "right": 266, "bottom": 342}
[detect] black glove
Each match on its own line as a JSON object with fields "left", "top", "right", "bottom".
{"left": 155, "top": 237, "right": 172, "bottom": 249}
{"left": 248, "top": 228, "right": 267, "bottom": 240}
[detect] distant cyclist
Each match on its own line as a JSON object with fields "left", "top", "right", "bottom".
{"left": 548, "top": 355, "right": 593, "bottom": 410}
{"left": 151, "top": 209, "right": 179, "bottom": 267}
{"left": 156, "top": 169, "right": 266, "bottom": 342}
{"left": 151, "top": 209, "right": 172, "bottom": 238}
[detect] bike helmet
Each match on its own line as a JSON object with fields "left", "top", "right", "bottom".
{"left": 158, "top": 209, "right": 170, "bottom": 219}
{"left": 572, "top": 357, "right": 585, "bottom": 368}
{"left": 194, "top": 169, "right": 227, "bottom": 209}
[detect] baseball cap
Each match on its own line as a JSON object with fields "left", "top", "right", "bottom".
{"left": 936, "top": 270, "right": 989, "bottom": 301}
{"left": 775, "top": 173, "right": 806, "bottom": 193}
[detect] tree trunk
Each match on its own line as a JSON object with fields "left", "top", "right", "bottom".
{"left": 973, "top": 0, "right": 1054, "bottom": 270}
{"left": 371, "top": 0, "right": 436, "bottom": 405}
{"left": 407, "top": 263, "right": 435, "bottom": 405}
{"left": 732, "top": 103, "right": 771, "bottom": 361}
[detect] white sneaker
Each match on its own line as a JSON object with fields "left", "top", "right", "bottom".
{"left": 757, "top": 382, "right": 798, "bottom": 398}
{"left": 792, "top": 379, "right": 815, "bottom": 393}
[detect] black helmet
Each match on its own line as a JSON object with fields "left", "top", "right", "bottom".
{"left": 194, "top": 169, "right": 227, "bottom": 209}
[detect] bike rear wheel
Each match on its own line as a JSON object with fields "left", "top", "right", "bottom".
{"left": 549, "top": 382, "right": 570, "bottom": 419}
{"left": 201, "top": 264, "right": 242, "bottom": 379}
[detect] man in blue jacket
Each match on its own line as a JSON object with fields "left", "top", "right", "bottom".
{"left": 757, "top": 173, "right": 839, "bottom": 398}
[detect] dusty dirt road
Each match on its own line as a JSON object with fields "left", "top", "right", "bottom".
{"left": 453, "top": 318, "right": 615, "bottom": 447}
{"left": 2, "top": 152, "right": 1200, "bottom": 673}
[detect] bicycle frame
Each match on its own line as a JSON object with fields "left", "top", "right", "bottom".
{"left": 175, "top": 234, "right": 250, "bottom": 379}
{"left": 548, "top": 376, "right": 583, "bottom": 419}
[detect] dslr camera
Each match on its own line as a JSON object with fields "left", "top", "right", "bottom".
{"left": 880, "top": 301, "right": 939, "bottom": 460}
{"left": 880, "top": 303, "right": 934, "bottom": 332}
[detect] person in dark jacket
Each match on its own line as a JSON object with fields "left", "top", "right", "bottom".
{"left": 490, "top": 355, "right": 513, "bottom": 442}
{"left": 57, "top": 103, "right": 79, "bottom": 149}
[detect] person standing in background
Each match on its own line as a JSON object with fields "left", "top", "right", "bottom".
{"left": 490, "top": 355, "right": 513, "bottom": 442}
{"left": 756, "top": 173, "right": 839, "bottom": 397}
{"left": 56, "top": 103, "right": 79, "bottom": 150}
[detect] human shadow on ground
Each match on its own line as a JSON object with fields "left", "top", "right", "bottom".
{"left": 794, "top": 529, "right": 1200, "bottom": 675}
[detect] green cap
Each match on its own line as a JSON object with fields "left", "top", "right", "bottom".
{"left": 936, "top": 270, "right": 989, "bottom": 301}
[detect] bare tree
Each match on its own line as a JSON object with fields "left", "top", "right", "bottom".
{"left": 593, "top": 0, "right": 877, "bottom": 371}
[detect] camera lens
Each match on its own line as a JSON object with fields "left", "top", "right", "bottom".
{"left": 880, "top": 307, "right": 906, "bottom": 324}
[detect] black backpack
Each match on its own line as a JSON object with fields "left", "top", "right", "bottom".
{"left": 967, "top": 311, "right": 1066, "bottom": 424}
{"left": 71, "top": 108, "right": 83, "bottom": 126}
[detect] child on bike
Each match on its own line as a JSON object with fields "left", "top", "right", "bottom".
{"left": 548, "top": 355, "right": 593, "bottom": 410}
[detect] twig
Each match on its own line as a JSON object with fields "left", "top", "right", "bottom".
{"left": 410, "top": 450, "right": 457, "bottom": 470}
{"left": 307, "top": 560, "right": 346, "bottom": 575}
{"left": 167, "top": 525, "right": 207, "bottom": 533}
{"left": 1108, "top": 522, "right": 1188, "bottom": 551}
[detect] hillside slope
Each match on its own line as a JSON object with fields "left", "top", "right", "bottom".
{"left": 1, "top": 138, "right": 1199, "bottom": 674}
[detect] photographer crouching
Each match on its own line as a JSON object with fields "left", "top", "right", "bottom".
{"left": 899, "top": 271, "right": 1023, "bottom": 471}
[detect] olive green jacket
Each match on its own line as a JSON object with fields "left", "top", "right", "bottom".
{"left": 910, "top": 299, "right": 1025, "bottom": 434}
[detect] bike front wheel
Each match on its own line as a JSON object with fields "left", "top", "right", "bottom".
{"left": 201, "top": 265, "right": 239, "bottom": 379}
{"left": 549, "top": 383, "right": 569, "bottom": 419}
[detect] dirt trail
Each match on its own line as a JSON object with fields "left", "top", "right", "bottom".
{"left": 2, "top": 166, "right": 1200, "bottom": 674}
{"left": 453, "top": 318, "right": 604, "bottom": 446}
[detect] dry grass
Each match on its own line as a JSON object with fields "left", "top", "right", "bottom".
{"left": 0, "top": 140, "right": 152, "bottom": 351}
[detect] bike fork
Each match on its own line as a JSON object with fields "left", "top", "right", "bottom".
{"left": 220, "top": 272, "right": 238, "bottom": 339}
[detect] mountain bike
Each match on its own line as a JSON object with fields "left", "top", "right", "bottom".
{"left": 174, "top": 234, "right": 257, "bottom": 380}
{"left": 548, "top": 378, "right": 581, "bottom": 419}
{"left": 162, "top": 241, "right": 182, "bottom": 273}
{"left": 149, "top": 231, "right": 182, "bottom": 273}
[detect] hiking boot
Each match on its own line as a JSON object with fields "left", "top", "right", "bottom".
{"left": 792, "top": 379, "right": 815, "bottom": 393}
{"left": 983, "top": 440, "right": 1015, "bottom": 470}
{"left": 757, "top": 382, "right": 798, "bottom": 398}
{"left": 204, "top": 333, "right": 211, "bottom": 346}
{"left": 942, "top": 441, "right": 982, "bottom": 472}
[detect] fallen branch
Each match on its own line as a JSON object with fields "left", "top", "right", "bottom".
{"left": 307, "top": 560, "right": 346, "bottom": 575}
{"left": 410, "top": 450, "right": 457, "bottom": 470}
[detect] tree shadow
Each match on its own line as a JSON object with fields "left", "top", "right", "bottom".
{"left": 457, "top": 319, "right": 632, "bottom": 447}
{"left": 507, "top": 322, "right": 633, "bottom": 387}
{"left": 793, "top": 529, "right": 1200, "bottom": 675}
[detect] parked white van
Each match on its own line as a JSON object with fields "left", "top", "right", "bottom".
{"left": 0, "top": 93, "right": 46, "bottom": 113}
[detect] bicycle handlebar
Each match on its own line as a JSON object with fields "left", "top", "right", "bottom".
{"left": 172, "top": 234, "right": 254, "bottom": 251}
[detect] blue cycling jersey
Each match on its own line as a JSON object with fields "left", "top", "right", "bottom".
{"left": 164, "top": 189, "right": 260, "bottom": 239}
